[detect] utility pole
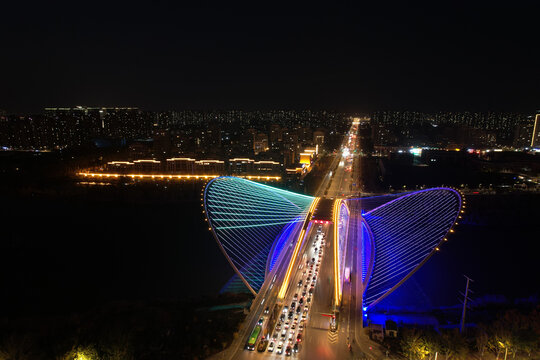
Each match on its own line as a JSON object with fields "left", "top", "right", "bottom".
{"left": 460, "top": 275, "right": 473, "bottom": 333}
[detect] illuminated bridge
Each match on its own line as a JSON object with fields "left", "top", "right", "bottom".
{"left": 204, "top": 177, "right": 463, "bottom": 308}
{"left": 203, "top": 177, "right": 463, "bottom": 357}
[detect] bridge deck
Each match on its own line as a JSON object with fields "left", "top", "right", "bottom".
{"left": 312, "top": 198, "right": 334, "bottom": 221}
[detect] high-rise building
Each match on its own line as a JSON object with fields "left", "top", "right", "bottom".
{"left": 166, "top": 158, "right": 196, "bottom": 173}
{"left": 253, "top": 133, "right": 269, "bottom": 155}
{"left": 313, "top": 130, "right": 325, "bottom": 146}
{"left": 229, "top": 158, "right": 255, "bottom": 175}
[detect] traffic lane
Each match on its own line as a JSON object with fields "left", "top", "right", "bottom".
{"left": 301, "top": 224, "right": 337, "bottom": 360}
{"left": 232, "top": 223, "right": 305, "bottom": 359}
{"left": 259, "top": 224, "right": 327, "bottom": 359}
{"left": 276, "top": 223, "right": 328, "bottom": 359}
{"left": 286, "top": 224, "right": 329, "bottom": 356}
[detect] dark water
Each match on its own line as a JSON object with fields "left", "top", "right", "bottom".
{"left": 0, "top": 183, "right": 234, "bottom": 317}
{"left": 1, "top": 183, "right": 538, "bottom": 319}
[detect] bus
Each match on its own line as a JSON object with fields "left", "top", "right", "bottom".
{"left": 245, "top": 325, "right": 262, "bottom": 351}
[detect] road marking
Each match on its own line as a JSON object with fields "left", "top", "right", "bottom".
{"left": 327, "top": 330, "right": 338, "bottom": 344}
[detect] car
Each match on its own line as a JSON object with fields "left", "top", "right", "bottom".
{"left": 302, "top": 310, "right": 308, "bottom": 318}
{"left": 296, "top": 333, "right": 303, "bottom": 343}
{"left": 290, "top": 301, "right": 296, "bottom": 309}
{"left": 297, "top": 279, "right": 303, "bottom": 287}
{"left": 299, "top": 323, "right": 304, "bottom": 331}
{"left": 304, "top": 305, "right": 309, "bottom": 311}
{"left": 257, "top": 339, "right": 268, "bottom": 352}
{"left": 276, "top": 323, "right": 282, "bottom": 331}
{"left": 311, "top": 258, "right": 315, "bottom": 263}
{"left": 309, "top": 287, "right": 314, "bottom": 294}
{"left": 293, "top": 293, "right": 298, "bottom": 300}
{"left": 285, "top": 346, "right": 292, "bottom": 356}
{"left": 307, "top": 296, "right": 311, "bottom": 303}
{"left": 268, "top": 342, "right": 275, "bottom": 352}
{"left": 288, "top": 311, "right": 293, "bottom": 319}
{"left": 257, "top": 317, "right": 264, "bottom": 325}
{"left": 288, "top": 332, "right": 294, "bottom": 341}
{"left": 283, "top": 305, "right": 288, "bottom": 313}
{"left": 291, "top": 323, "right": 296, "bottom": 330}
{"left": 287, "top": 339, "right": 294, "bottom": 347}
{"left": 264, "top": 306, "right": 269, "bottom": 314}
{"left": 314, "top": 247, "right": 318, "bottom": 252}
{"left": 313, "top": 275, "right": 317, "bottom": 281}
{"left": 293, "top": 343, "right": 299, "bottom": 353}
{"left": 280, "top": 313, "right": 286, "bottom": 321}
{"left": 277, "top": 342, "right": 284, "bottom": 354}
{"left": 299, "top": 297, "right": 304, "bottom": 305}
{"left": 302, "top": 291, "right": 306, "bottom": 297}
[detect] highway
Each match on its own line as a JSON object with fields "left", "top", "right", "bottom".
{"left": 225, "top": 221, "right": 332, "bottom": 359}
{"left": 214, "top": 118, "right": 385, "bottom": 359}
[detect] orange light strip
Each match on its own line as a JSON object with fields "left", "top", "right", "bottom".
{"left": 531, "top": 114, "right": 539, "bottom": 147}
{"left": 333, "top": 199, "right": 342, "bottom": 306}
{"left": 76, "top": 172, "right": 281, "bottom": 181}
{"left": 278, "top": 197, "right": 320, "bottom": 299}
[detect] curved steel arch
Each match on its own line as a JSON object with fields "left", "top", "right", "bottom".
{"left": 204, "top": 177, "right": 314, "bottom": 295}
{"left": 361, "top": 188, "right": 463, "bottom": 309}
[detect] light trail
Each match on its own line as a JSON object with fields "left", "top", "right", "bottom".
{"left": 333, "top": 198, "right": 342, "bottom": 306}
{"left": 278, "top": 197, "right": 320, "bottom": 299}
{"left": 77, "top": 172, "right": 281, "bottom": 181}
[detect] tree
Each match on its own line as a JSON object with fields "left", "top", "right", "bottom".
{"left": 0, "top": 334, "right": 36, "bottom": 360}
{"left": 474, "top": 326, "right": 489, "bottom": 359}
{"left": 440, "top": 329, "right": 468, "bottom": 360}
{"left": 400, "top": 328, "right": 429, "bottom": 360}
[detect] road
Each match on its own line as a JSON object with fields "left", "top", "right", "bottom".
{"left": 230, "top": 222, "right": 332, "bottom": 359}
{"left": 215, "top": 118, "right": 386, "bottom": 359}
{"left": 301, "top": 120, "right": 385, "bottom": 359}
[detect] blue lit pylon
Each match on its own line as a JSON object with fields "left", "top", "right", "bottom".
{"left": 358, "top": 188, "right": 463, "bottom": 309}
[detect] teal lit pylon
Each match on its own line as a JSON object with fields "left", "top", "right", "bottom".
{"left": 204, "top": 177, "right": 314, "bottom": 295}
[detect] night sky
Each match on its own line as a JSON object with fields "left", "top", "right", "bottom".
{"left": 1, "top": 2, "right": 538, "bottom": 113}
